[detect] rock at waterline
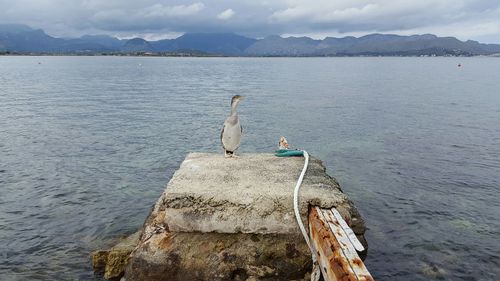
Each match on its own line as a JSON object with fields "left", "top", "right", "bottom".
{"left": 91, "top": 231, "right": 140, "bottom": 280}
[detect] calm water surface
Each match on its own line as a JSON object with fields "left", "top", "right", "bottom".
{"left": 0, "top": 56, "right": 499, "bottom": 280}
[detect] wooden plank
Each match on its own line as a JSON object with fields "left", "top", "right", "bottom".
{"left": 309, "top": 207, "right": 357, "bottom": 280}
{"left": 309, "top": 207, "right": 374, "bottom": 281}
{"left": 321, "top": 209, "right": 372, "bottom": 280}
{"left": 331, "top": 208, "right": 365, "bottom": 252}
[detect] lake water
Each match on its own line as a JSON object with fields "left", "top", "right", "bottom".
{"left": 0, "top": 56, "right": 499, "bottom": 280}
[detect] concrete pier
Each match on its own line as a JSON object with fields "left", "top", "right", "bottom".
{"left": 93, "top": 153, "right": 368, "bottom": 280}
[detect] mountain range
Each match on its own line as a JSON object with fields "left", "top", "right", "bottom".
{"left": 1, "top": 24, "right": 500, "bottom": 56}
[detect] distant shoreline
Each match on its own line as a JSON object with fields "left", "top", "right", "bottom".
{"left": 1, "top": 52, "right": 498, "bottom": 58}
{"left": 2, "top": 25, "right": 500, "bottom": 58}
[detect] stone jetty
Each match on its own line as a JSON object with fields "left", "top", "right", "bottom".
{"left": 92, "top": 153, "right": 368, "bottom": 280}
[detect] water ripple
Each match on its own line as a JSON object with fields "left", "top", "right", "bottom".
{"left": 0, "top": 56, "right": 499, "bottom": 280}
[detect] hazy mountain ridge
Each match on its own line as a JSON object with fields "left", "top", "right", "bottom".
{"left": 1, "top": 24, "right": 500, "bottom": 56}
{"left": 0, "top": 25, "right": 118, "bottom": 53}
{"left": 150, "top": 33, "right": 257, "bottom": 55}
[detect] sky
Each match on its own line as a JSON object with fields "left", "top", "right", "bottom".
{"left": 1, "top": 0, "right": 500, "bottom": 43}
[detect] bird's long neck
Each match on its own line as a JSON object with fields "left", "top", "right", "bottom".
{"left": 230, "top": 102, "right": 239, "bottom": 116}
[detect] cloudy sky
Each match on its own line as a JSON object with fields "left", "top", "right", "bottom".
{"left": 1, "top": 0, "right": 500, "bottom": 43}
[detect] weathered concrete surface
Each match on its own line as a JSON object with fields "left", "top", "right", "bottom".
{"left": 119, "top": 153, "right": 367, "bottom": 281}
{"left": 157, "top": 153, "right": 353, "bottom": 234}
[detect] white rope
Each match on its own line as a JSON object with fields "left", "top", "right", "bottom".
{"left": 293, "top": 151, "right": 321, "bottom": 281}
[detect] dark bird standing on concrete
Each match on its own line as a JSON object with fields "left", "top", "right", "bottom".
{"left": 221, "top": 95, "right": 244, "bottom": 158}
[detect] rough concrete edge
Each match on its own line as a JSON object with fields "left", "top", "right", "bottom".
{"left": 125, "top": 231, "right": 315, "bottom": 281}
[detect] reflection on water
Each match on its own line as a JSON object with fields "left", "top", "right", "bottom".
{"left": 0, "top": 56, "right": 499, "bottom": 280}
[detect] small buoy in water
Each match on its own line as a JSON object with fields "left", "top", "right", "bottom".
{"left": 38, "top": 62, "right": 41, "bottom": 65}
{"left": 458, "top": 63, "right": 462, "bottom": 67}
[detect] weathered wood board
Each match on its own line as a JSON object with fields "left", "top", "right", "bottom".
{"left": 309, "top": 207, "right": 374, "bottom": 281}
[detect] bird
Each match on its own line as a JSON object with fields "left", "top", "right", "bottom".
{"left": 221, "top": 95, "right": 244, "bottom": 158}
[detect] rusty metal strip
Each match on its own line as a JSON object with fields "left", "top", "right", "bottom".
{"left": 331, "top": 208, "right": 365, "bottom": 252}
{"left": 309, "top": 207, "right": 374, "bottom": 281}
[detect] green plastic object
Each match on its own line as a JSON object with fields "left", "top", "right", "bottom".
{"left": 275, "top": 149, "right": 304, "bottom": 157}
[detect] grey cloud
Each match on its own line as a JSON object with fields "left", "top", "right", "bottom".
{"left": 88, "top": 3, "right": 207, "bottom": 31}
{"left": 0, "top": 0, "right": 499, "bottom": 42}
